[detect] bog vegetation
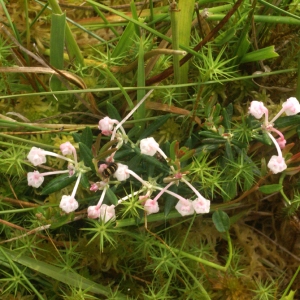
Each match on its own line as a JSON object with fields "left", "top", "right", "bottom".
{"left": 0, "top": 0, "right": 300, "bottom": 299}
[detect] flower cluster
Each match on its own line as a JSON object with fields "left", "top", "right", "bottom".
{"left": 91, "top": 119, "right": 211, "bottom": 221}
{"left": 249, "top": 97, "right": 300, "bottom": 174}
{"left": 27, "top": 142, "right": 86, "bottom": 213}
{"left": 27, "top": 90, "right": 211, "bottom": 222}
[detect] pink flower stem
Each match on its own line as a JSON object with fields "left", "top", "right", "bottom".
{"left": 269, "top": 127, "right": 285, "bottom": 140}
{"left": 180, "top": 177, "right": 205, "bottom": 200}
{"left": 266, "top": 132, "right": 283, "bottom": 157}
{"left": 126, "top": 169, "right": 152, "bottom": 188}
{"left": 269, "top": 107, "right": 286, "bottom": 124}
{"left": 155, "top": 185, "right": 187, "bottom": 202}
{"left": 152, "top": 181, "right": 174, "bottom": 202}
{"left": 263, "top": 107, "right": 269, "bottom": 126}
{"left": 111, "top": 89, "right": 154, "bottom": 141}
{"left": 39, "top": 170, "right": 70, "bottom": 177}
{"left": 42, "top": 150, "right": 74, "bottom": 163}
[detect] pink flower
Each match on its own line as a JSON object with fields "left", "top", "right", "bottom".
{"left": 87, "top": 205, "right": 101, "bottom": 219}
{"left": 140, "top": 137, "right": 159, "bottom": 156}
{"left": 276, "top": 136, "right": 286, "bottom": 149}
{"left": 98, "top": 117, "right": 119, "bottom": 136}
{"left": 27, "top": 147, "right": 47, "bottom": 166}
{"left": 60, "top": 141, "right": 75, "bottom": 156}
{"left": 113, "top": 163, "right": 130, "bottom": 181}
{"left": 59, "top": 195, "right": 79, "bottom": 213}
{"left": 99, "top": 204, "right": 116, "bottom": 223}
{"left": 267, "top": 155, "right": 287, "bottom": 174}
{"left": 27, "top": 171, "right": 44, "bottom": 188}
{"left": 249, "top": 101, "right": 267, "bottom": 119}
{"left": 282, "top": 97, "right": 300, "bottom": 116}
{"left": 144, "top": 199, "right": 159, "bottom": 215}
{"left": 175, "top": 199, "right": 195, "bottom": 216}
{"left": 192, "top": 197, "right": 210, "bottom": 214}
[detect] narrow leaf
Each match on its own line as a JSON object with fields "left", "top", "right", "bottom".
{"left": 41, "top": 174, "right": 77, "bottom": 195}
{"left": 259, "top": 184, "right": 282, "bottom": 194}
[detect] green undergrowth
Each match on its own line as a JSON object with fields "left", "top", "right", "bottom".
{"left": 0, "top": 0, "right": 300, "bottom": 299}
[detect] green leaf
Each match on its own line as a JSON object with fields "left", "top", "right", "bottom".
{"left": 49, "top": 13, "right": 66, "bottom": 91}
{"left": 111, "top": 21, "right": 135, "bottom": 58}
{"left": 222, "top": 104, "right": 233, "bottom": 130}
{"left": 169, "top": 140, "right": 178, "bottom": 161}
{"left": 79, "top": 142, "right": 94, "bottom": 170}
{"left": 164, "top": 184, "right": 178, "bottom": 216}
{"left": 240, "top": 46, "right": 279, "bottom": 64}
{"left": 222, "top": 180, "right": 237, "bottom": 201}
{"left": 198, "top": 131, "right": 223, "bottom": 139}
{"left": 106, "top": 102, "right": 122, "bottom": 121}
{"left": 81, "top": 127, "right": 93, "bottom": 148}
{"left": 106, "top": 188, "right": 118, "bottom": 205}
{"left": 72, "top": 132, "right": 81, "bottom": 143}
{"left": 274, "top": 115, "right": 300, "bottom": 128}
{"left": 259, "top": 184, "right": 282, "bottom": 194}
{"left": 41, "top": 174, "right": 77, "bottom": 195}
{"left": 214, "top": 27, "right": 236, "bottom": 46}
{"left": 0, "top": 247, "right": 125, "bottom": 297}
{"left": 139, "top": 114, "right": 171, "bottom": 140}
{"left": 179, "top": 149, "right": 195, "bottom": 163}
{"left": 212, "top": 210, "right": 230, "bottom": 232}
{"left": 80, "top": 173, "right": 90, "bottom": 189}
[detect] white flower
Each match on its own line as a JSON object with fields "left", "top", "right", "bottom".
{"left": 140, "top": 137, "right": 159, "bottom": 156}
{"left": 175, "top": 199, "right": 195, "bottom": 216}
{"left": 27, "top": 171, "right": 44, "bottom": 188}
{"left": 249, "top": 101, "right": 267, "bottom": 119}
{"left": 267, "top": 155, "right": 287, "bottom": 174}
{"left": 113, "top": 163, "right": 130, "bottom": 181}
{"left": 192, "top": 197, "right": 210, "bottom": 214}
{"left": 59, "top": 195, "right": 79, "bottom": 213}
{"left": 60, "top": 141, "right": 75, "bottom": 156}
{"left": 98, "top": 117, "right": 119, "bottom": 136}
{"left": 282, "top": 97, "right": 300, "bottom": 116}
{"left": 144, "top": 199, "right": 159, "bottom": 215}
{"left": 27, "top": 147, "right": 47, "bottom": 166}
{"left": 99, "top": 204, "right": 116, "bottom": 223}
{"left": 87, "top": 205, "right": 101, "bottom": 219}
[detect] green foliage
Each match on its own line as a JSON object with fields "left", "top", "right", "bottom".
{"left": 0, "top": 0, "right": 300, "bottom": 298}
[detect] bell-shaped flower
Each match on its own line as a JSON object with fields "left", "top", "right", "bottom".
{"left": 267, "top": 155, "right": 287, "bottom": 174}
{"left": 282, "top": 97, "right": 300, "bottom": 116}
{"left": 140, "top": 137, "right": 159, "bottom": 156}
{"left": 144, "top": 199, "right": 159, "bottom": 215}
{"left": 27, "top": 147, "right": 47, "bottom": 166}
{"left": 60, "top": 141, "right": 76, "bottom": 156}
{"left": 27, "top": 171, "right": 44, "bottom": 188}
{"left": 87, "top": 205, "right": 101, "bottom": 219}
{"left": 59, "top": 195, "right": 79, "bottom": 213}
{"left": 192, "top": 197, "right": 210, "bottom": 214}
{"left": 113, "top": 163, "right": 130, "bottom": 181}
{"left": 99, "top": 204, "right": 116, "bottom": 223}
{"left": 98, "top": 117, "right": 119, "bottom": 136}
{"left": 249, "top": 101, "right": 267, "bottom": 119}
{"left": 175, "top": 199, "right": 195, "bottom": 216}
